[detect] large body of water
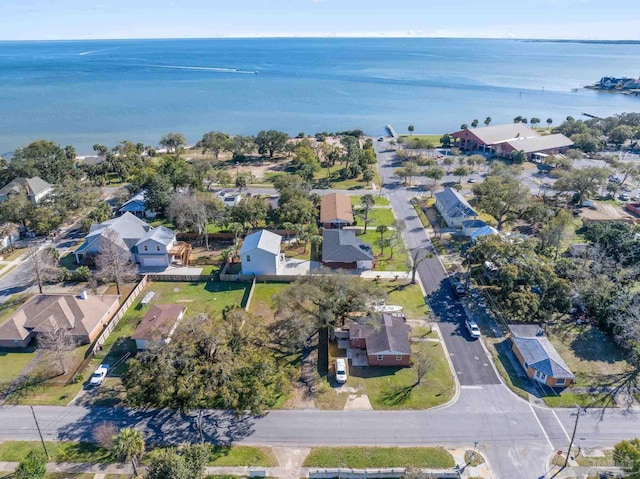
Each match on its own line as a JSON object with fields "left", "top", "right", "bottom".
{"left": 0, "top": 38, "right": 639, "bottom": 155}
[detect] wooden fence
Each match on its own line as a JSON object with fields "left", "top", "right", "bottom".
{"left": 145, "top": 274, "right": 216, "bottom": 282}
{"left": 308, "top": 468, "right": 458, "bottom": 479}
{"left": 88, "top": 275, "right": 149, "bottom": 356}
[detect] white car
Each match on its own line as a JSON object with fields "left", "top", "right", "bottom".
{"left": 465, "top": 319, "right": 481, "bottom": 339}
{"left": 89, "top": 364, "right": 109, "bottom": 386}
{"left": 335, "top": 358, "right": 348, "bottom": 384}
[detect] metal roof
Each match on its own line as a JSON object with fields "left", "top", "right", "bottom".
{"left": 504, "top": 134, "right": 574, "bottom": 154}
{"left": 512, "top": 335, "right": 575, "bottom": 379}
{"left": 136, "top": 226, "right": 176, "bottom": 247}
{"left": 435, "top": 188, "right": 478, "bottom": 219}
{"left": 451, "top": 123, "right": 538, "bottom": 145}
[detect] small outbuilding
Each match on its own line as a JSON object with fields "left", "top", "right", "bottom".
{"left": 239, "top": 229, "right": 283, "bottom": 275}
{"left": 131, "top": 304, "right": 187, "bottom": 350}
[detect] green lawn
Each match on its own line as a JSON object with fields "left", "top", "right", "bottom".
{"left": 1, "top": 247, "right": 27, "bottom": 261}
{"left": 365, "top": 208, "right": 396, "bottom": 227}
{"left": 0, "top": 294, "right": 31, "bottom": 323}
{"left": 0, "top": 350, "right": 37, "bottom": 385}
{"left": 358, "top": 230, "right": 407, "bottom": 271}
{"left": 0, "top": 441, "right": 112, "bottom": 463}
{"left": 59, "top": 252, "right": 78, "bottom": 270}
{"left": 350, "top": 195, "right": 390, "bottom": 206}
{"left": 382, "top": 282, "right": 429, "bottom": 319}
{"left": 248, "top": 281, "right": 290, "bottom": 323}
{"left": 399, "top": 134, "right": 444, "bottom": 146}
{"left": 347, "top": 343, "right": 455, "bottom": 409}
{"left": 209, "top": 446, "right": 278, "bottom": 467}
{"left": 543, "top": 392, "right": 612, "bottom": 408}
{"left": 411, "top": 198, "right": 431, "bottom": 228}
{"left": 303, "top": 447, "right": 454, "bottom": 468}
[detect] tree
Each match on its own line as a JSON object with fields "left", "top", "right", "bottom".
{"left": 408, "top": 247, "right": 433, "bottom": 284}
{"left": 112, "top": 427, "right": 145, "bottom": 477}
{"left": 395, "top": 161, "right": 420, "bottom": 186}
{"left": 513, "top": 116, "right": 522, "bottom": 123}
{"left": 609, "top": 125, "right": 634, "bottom": 147}
{"left": 546, "top": 118, "right": 553, "bottom": 128}
{"left": 511, "top": 149, "right": 527, "bottom": 164}
{"left": 440, "top": 134, "right": 451, "bottom": 148}
{"left": 10, "top": 140, "right": 75, "bottom": 184}
{"left": 553, "top": 166, "right": 609, "bottom": 203}
{"left": 422, "top": 166, "right": 444, "bottom": 197}
{"left": 27, "top": 246, "right": 59, "bottom": 294}
{"left": 231, "top": 135, "right": 256, "bottom": 160}
{"left": 159, "top": 132, "right": 186, "bottom": 154}
{"left": 143, "top": 174, "right": 173, "bottom": 214}
{"left": 198, "top": 131, "right": 231, "bottom": 159}
{"left": 388, "top": 219, "right": 406, "bottom": 259}
{"left": 14, "top": 450, "right": 47, "bottom": 479}
{"left": 256, "top": 130, "right": 288, "bottom": 158}
{"left": 95, "top": 228, "right": 138, "bottom": 295}
{"left": 452, "top": 165, "right": 469, "bottom": 183}
{"left": 412, "top": 346, "right": 433, "bottom": 386}
{"left": 38, "top": 323, "right": 76, "bottom": 376}
{"left": 472, "top": 170, "right": 531, "bottom": 229}
{"left": 145, "top": 448, "right": 189, "bottom": 479}
{"left": 471, "top": 119, "right": 479, "bottom": 128}
{"left": 359, "top": 194, "right": 375, "bottom": 233}
{"left": 0, "top": 222, "right": 19, "bottom": 250}
{"left": 407, "top": 125, "right": 415, "bottom": 135}
{"left": 460, "top": 123, "right": 468, "bottom": 130}
{"left": 0, "top": 193, "right": 35, "bottom": 229}
{"left": 442, "top": 156, "right": 454, "bottom": 173}
{"left": 168, "top": 193, "right": 226, "bottom": 249}
{"left": 376, "top": 225, "right": 389, "bottom": 255}
{"left": 231, "top": 196, "right": 269, "bottom": 230}
{"left": 530, "top": 117, "right": 541, "bottom": 128}
{"left": 484, "top": 117, "right": 492, "bottom": 127}
{"left": 613, "top": 438, "right": 640, "bottom": 476}
{"left": 93, "top": 422, "right": 118, "bottom": 450}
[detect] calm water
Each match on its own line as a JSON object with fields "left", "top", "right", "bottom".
{"left": 0, "top": 38, "right": 639, "bottom": 154}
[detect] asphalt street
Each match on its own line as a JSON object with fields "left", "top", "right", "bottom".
{"left": 374, "top": 140, "right": 500, "bottom": 387}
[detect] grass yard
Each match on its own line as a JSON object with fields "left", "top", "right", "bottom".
{"left": 358, "top": 230, "right": 407, "bottom": 271}
{"left": 0, "top": 264, "right": 17, "bottom": 279}
{"left": 0, "top": 293, "right": 31, "bottom": 323}
{"left": 209, "top": 446, "right": 278, "bottom": 467}
{"left": 411, "top": 325, "right": 438, "bottom": 339}
{"left": 0, "top": 441, "right": 111, "bottom": 463}
{"left": 0, "top": 350, "right": 37, "bottom": 385}
{"left": 350, "top": 195, "right": 390, "bottom": 206}
{"left": 575, "top": 450, "right": 615, "bottom": 467}
{"left": 543, "top": 392, "right": 612, "bottom": 408}
{"left": 381, "top": 282, "right": 429, "bottom": 319}
{"left": 365, "top": 208, "right": 396, "bottom": 227}
{"left": 248, "top": 281, "right": 290, "bottom": 323}
{"left": 1, "top": 247, "right": 27, "bottom": 261}
{"left": 303, "top": 446, "right": 454, "bottom": 468}
{"left": 399, "top": 134, "right": 444, "bottom": 147}
{"left": 411, "top": 198, "right": 431, "bottom": 228}
{"left": 348, "top": 343, "right": 455, "bottom": 409}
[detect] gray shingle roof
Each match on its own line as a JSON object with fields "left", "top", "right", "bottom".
{"left": 435, "top": 188, "right": 478, "bottom": 219}
{"left": 0, "top": 177, "right": 53, "bottom": 197}
{"left": 322, "top": 229, "right": 374, "bottom": 262}
{"left": 512, "top": 336, "right": 575, "bottom": 379}
{"left": 349, "top": 313, "right": 412, "bottom": 355}
{"left": 136, "top": 226, "right": 175, "bottom": 247}
{"left": 240, "top": 230, "right": 282, "bottom": 256}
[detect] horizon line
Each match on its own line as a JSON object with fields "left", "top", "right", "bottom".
{"left": 1, "top": 34, "right": 639, "bottom": 43}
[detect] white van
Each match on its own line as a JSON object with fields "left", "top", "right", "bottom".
{"left": 335, "top": 358, "right": 348, "bottom": 384}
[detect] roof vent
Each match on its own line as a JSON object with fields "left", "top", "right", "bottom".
{"left": 80, "top": 291, "right": 88, "bottom": 300}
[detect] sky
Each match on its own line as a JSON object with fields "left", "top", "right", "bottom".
{"left": 0, "top": 0, "right": 639, "bottom": 41}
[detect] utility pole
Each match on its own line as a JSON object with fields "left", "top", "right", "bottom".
{"left": 30, "top": 406, "right": 49, "bottom": 459}
{"left": 564, "top": 405, "right": 586, "bottom": 469}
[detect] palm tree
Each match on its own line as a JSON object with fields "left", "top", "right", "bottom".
{"left": 408, "top": 125, "right": 415, "bottom": 136}
{"left": 513, "top": 116, "right": 522, "bottom": 123}
{"left": 112, "top": 427, "right": 145, "bottom": 477}
{"left": 376, "top": 225, "right": 389, "bottom": 255}
{"left": 471, "top": 119, "right": 479, "bottom": 128}
{"left": 546, "top": 118, "right": 553, "bottom": 129}
{"left": 0, "top": 222, "right": 19, "bottom": 250}
{"left": 460, "top": 124, "right": 468, "bottom": 130}
{"left": 484, "top": 117, "right": 492, "bottom": 127}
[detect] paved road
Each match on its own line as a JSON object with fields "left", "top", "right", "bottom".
{"left": 374, "top": 140, "right": 500, "bottom": 387}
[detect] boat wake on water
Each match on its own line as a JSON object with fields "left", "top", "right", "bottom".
{"left": 147, "top": 64, "right": 258, "bottom": 74}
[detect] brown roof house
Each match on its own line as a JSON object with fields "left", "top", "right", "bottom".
{"left": 509, "top": 324, "right": 575, "bottom": 388}
{"left": 320, "top": 193, "right": 354, "bottom": 228}
{"left": 0, "top": 293, "right": 120, "bottom": 349}
{"left": 348, "top": 313, "right": 412, "bottom": 366}
{"left": 131, "top": 304, "right": 187, "bottom": 350}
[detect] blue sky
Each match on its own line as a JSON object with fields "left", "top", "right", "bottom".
{"left": 0, "top": 0, "right": 638, "bottom": 41}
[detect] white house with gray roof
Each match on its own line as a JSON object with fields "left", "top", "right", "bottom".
{"left": 74, "top": 212, "right": 178, "bottom": 268}
{"left": 0, "top": 177, "right": 53, "bottom": 204}
{"left": 239, "top": 230, "right": 283, "bottom": 275}
{"left": 434, "top": 188, "right": 478, "bottom": 228}
{"left": 509, "top": 324, "right": 575, "bottom": 388}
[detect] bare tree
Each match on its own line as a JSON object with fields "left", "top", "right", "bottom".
{"left": 408, "top": 247, "right": 434, "bottom": 284}
{"left": 388, "top": 219, "right": 406, "bottom": 260}
{"left": 167, "top": 192, "right": 225, "bottom": 250}
{"left": 27, "top": 246, "right": 60, "bottom": 294}
{"left": 0, "top": 222, "right": 19, "bottom": 250}
{"left": 93, "top": 422, "right": 118, "bottom": 450}
{"left": 38, "top": 325, "right": 76, "bottom": 376}
{"left": 95, "top": 228, "right": 137, "bottom": 295}
{"left": 412, "top": 346, "right": 433, "bottom": 386}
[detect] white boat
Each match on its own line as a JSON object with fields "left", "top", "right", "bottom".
{"left": 373, "top": 304, "right": 404, "bottom": 313}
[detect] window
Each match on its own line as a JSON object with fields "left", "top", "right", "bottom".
{"left": 377, "top": 355, "right": 383, "bottom": 361}
{"left": 396, "top": 355, "right": 402, "bottom": 361}
{"left": 156, "top": 245, "right": 160, "bottom": 251}
{"left": 143, "top": 245, "right": 148, "bottom": 251}
{"left": 556, "top": 378, "right": 566, "bottom": 385}
{"left": 246, "top": 255, "right": 251, "bottom": 262}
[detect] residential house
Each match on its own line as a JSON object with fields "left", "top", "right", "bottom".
{"left": 239, "top": 229, "right": 283, "bottom": 275}
{"left": 118, "top": 191, "right": 156, "bottom": 219}
{"left": 348, "top": 313, "right": 412, "bottom": 366}
{"left": 0, "top": 177, "right": 54, "bottom": 204}
{"left": 74, "top": 212, "right": 187, "bottom": 267}
{"left": 462, "top": 220, "right": 499, "bottom": 242}
{"left": 320, "top": 193, "right": 354, "bottom": 228}
{"left": 0, "top": 293, "right": 120, "bottom": 349}
{"left": 434, "top": 188, "right": 478, "bottom": 228}
{"left": 509, "top": 324, "right": 575, "bottom": 388}
{"left": 450, "top": 123, "right": 573, "bottom": 159}
{"left": 131, "top": 304, "right": 187, "bottom": 350}
{"left": 321, "top": 229, "right": 374, "bottom": 270}
{"left": 0, "top": 225, "right": 20, "bottom": 250}
{"left": 217, "top": 191, "right": 243, "bottom": 207}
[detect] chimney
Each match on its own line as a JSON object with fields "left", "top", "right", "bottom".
{"left": 80, "top": 290, "right": 88, "bottom": 300}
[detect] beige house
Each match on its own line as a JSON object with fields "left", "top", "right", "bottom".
{"left": 0, "top": 293, "right": 120, "bottom": 349}
{"left": 131, "top": 304, "right": 187, "bottom": 350}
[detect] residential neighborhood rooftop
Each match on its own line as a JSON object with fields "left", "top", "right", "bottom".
{"left": 322, "top": 229, "right": 374, "bottom": 262}
{"left": 320, "top": 192, "right": 354, "bottom": 225}
{"left": 349, "top": 313, "right": 412, "bottom": 355}
{"left": 240, "top": 229, "right": 282, "bottom": 256}
{"left": 131, "top": 304, "right": 187, "bottom": 341}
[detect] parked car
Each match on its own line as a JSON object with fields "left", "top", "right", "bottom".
{"left": 453, "top": 280, "right": 467, "bottom": 296}
{"left": 619, "top": 194, "right": 630, "bottom": 201}
{"left": 89, "top": 364, "right": 109, "bottom": 386}
{"left": 335, "top": 358, "right": 348, "bottom": 384}
{"left": 467, "top": 178, "right": 477, "bottom": 183}
{"left": 465, "top": 319, "right": 481, "bottom": 339}
{"left": 377, "top": 137, "right": 384, "bottom": 142}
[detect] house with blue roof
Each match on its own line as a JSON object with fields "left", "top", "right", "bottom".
{"left": 509, "top": 324, "right": 575, "bottom": 388}
{"left": 74, "top": 212, "right": 185, "bottom": 268}
{"left": 434, "top": 188, "right": 478, "bottom": 228}
{"left": 118, "top": 190, "right": 156, "bottom": 219}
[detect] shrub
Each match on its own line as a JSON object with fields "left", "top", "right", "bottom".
{"left": 72, "top": 266, "right": 91, "bottom": 282}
